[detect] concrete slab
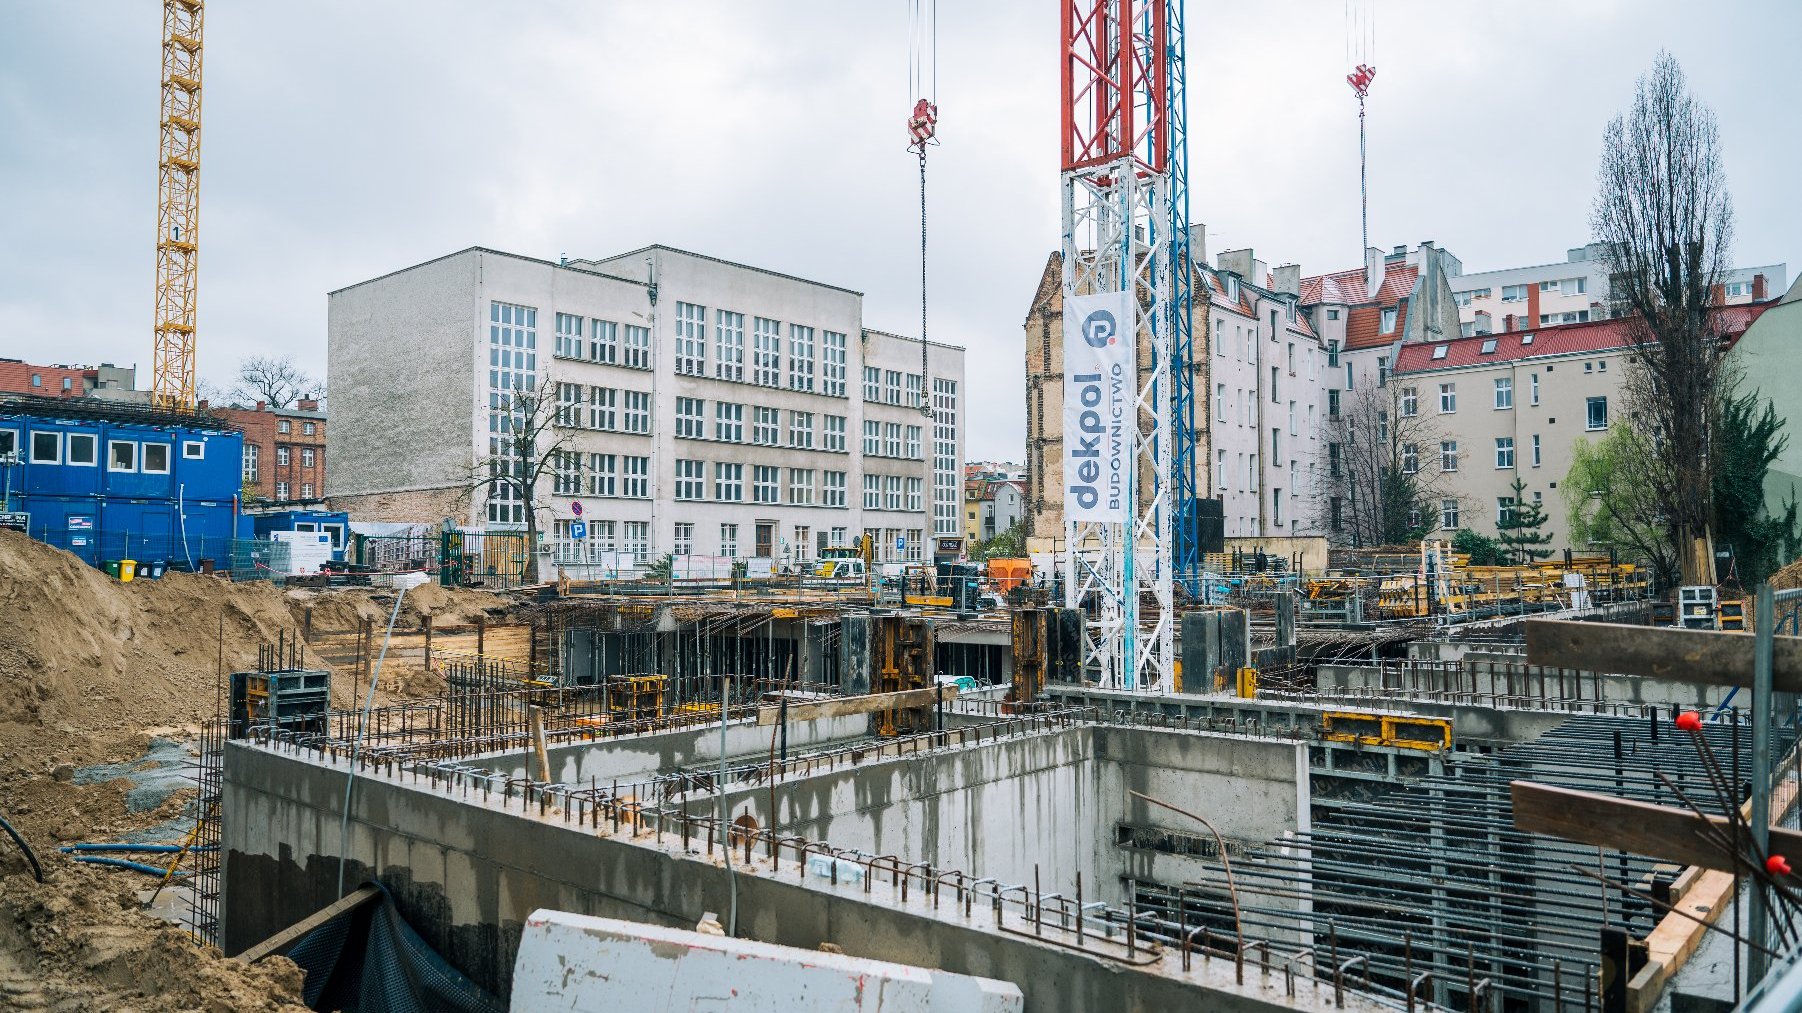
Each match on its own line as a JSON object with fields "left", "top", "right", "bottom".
{"left": 510, "top": 910, "right": 1023, "bottom": 1012}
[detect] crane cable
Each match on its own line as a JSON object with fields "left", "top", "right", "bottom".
{"left": 907, "top": 0, "right": 938, "bottom": 549}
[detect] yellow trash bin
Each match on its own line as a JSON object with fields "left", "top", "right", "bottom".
{"left": 119, "top": 559, "right": 137, "bottom": 582}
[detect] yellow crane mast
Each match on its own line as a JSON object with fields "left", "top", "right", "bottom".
{"left": 151, "top": 0, "right": 204, "bottom": 410}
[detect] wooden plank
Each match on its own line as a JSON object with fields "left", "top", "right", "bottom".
{"left": 756, "top": 686, "right": 954, "bottom": 726}
{"left": 1510, "top": 780, "right": 1802, "bottom": 871}
{"left": 234, "top": 884, "right": 381, "bottom": 962}
{"left": 1524, "top": 619, "right": 1802, "bottom": 691}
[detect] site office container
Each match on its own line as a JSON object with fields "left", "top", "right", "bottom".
{"left": 0, "top": 404, "right": 242, "bottom": 568}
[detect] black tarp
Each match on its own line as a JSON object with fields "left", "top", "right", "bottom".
{"left": 283, "top": 882, "right": 502, "bottom": 1013}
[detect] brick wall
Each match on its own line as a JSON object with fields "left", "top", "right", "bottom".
{"left": 211, "top": 401, "right": 327, "bottom": 503}
{"left": 326, "top": 484, "right": 471, "bottom": 525}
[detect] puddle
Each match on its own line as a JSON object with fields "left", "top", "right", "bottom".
{"left": 74, "top": 737, "right": 194, "bottom": 814}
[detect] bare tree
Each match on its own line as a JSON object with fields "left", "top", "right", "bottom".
{"left": 1318, "top": 382, "right": 1459, "bottom": 548}
{"left": 468, "top": 374, "right": 573, "bottom": 584}
{"left": 228, "top": 355, "right": 324, "bottom": 409}
{"left": 1591, "top": 51, "right": 1735, "bottom": 585}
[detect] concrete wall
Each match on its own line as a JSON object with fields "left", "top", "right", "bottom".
{"left": 481, "top": 713, "right": 872, "bottom": 787}
{"left": 222, "top": 740, "right": 1372, "bottom": 1013}
{"left": 1316, "top": 661, "right": 1733, "bottom": 711}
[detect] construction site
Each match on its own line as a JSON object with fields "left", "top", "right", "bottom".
{"left": 5, "top": 0, "right": 1802, "bottom": 1011}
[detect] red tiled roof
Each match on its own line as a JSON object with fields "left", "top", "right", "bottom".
{"left": 1202, "top": 271, "right": 1254, "bottom": 317}
{"left": 1344, "top": 300, "right": 1408, "bottom": 351}
{"left": 1392, "top": 304, "right": 1770, "bottom": 374}
{"left": 1299, "top": 263, "right": 1418, "bottom": 308}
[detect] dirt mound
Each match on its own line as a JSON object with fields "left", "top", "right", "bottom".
{"left": 0, "top": 863, "right": 307, "bottom": 1012}
{"left": 0, "top": 530, "right": 323, "bottom": 745}
{"left": 291, "top": 582, "right": 519, "bottom": 633}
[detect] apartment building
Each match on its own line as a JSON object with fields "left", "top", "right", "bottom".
{"left": 1448, "top": 243, "right": 1786, "bottom": 335}
{"left": 327, "top": 246, "right": 964, "bottom": 567}
{"left": 1390, "top": 304, "right": 1770, "bottom": 545}
{"left": 1022, "top": 239, "right": 1336, "bottom": 542}
{"left": 209, "top": 399, "right": 326, "bottom": 503}
{"left": 964, "top": 478, "right": 1025, "bottom": 544}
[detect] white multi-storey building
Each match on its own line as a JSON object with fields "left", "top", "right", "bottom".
{"left": 1448, "top": 243, "right": 1785, "bottom": 336}
{"left": 327, "top": 246, "right": 964, "bottom": 568}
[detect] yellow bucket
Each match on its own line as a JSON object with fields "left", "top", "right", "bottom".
{"left": 119, "top": 559, "right": 137, "bottom": 582}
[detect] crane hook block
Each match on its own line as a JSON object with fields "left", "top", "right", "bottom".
{"left": 907, "top": 98, "right": 938, "bottom": 150}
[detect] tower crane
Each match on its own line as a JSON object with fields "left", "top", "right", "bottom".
{"left": 151, "top": 0, "right": 204, "bottom": 410}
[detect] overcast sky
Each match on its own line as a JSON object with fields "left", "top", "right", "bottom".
{"left": 1, "top": 1, "right": 1795, "bottom": 461}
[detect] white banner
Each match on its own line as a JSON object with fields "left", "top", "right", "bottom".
{"left": 1062, "top": 291, "right": 1135, "bottom": 524}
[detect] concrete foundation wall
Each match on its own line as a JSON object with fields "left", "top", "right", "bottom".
{"left": 221, "top": 740, "right": 1368, "bottom": 1013}
{"left": 1318, "top": 660, "right": 1732, "bottom": 711}
{"left": 483, "top": 714, "right": 873, "bottom": 786}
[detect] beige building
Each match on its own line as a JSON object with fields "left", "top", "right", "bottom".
{"left": 1390, "top": 304, "right": 1771, "bottom": 546}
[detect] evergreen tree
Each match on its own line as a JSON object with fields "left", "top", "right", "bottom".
{"left": 1712, "top": 384, "right": 1802, "bottom": 586}
{"left": 1496, "top": 477, "right": 1555, "bottom": 564}
{"left": 1452, "top": 528, "right": 1508, "bottom": 567}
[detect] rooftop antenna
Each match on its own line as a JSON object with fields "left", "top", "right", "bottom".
{"left": 1346, "top": 0, "right": 1377, "bottom": 256}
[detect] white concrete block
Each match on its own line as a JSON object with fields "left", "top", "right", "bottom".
{"left": 511, "top": 909, "right": 1023, "bottom": 1012}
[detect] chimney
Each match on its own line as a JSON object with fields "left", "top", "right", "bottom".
{"left": 1503, "top": 314, "right": 1515, "bottom": 333}
{"left": 297, "top": 397, "right": 319, "bottom": 412}
{"left": 1473, "top": 310, "right": 1492, "bottom": 335}
{"left": 255, "top": 400, "right": 267, "bottom": 412}
{"left": 1711, "top": 283, "right": 1725, "bottom": 306}
{"left": 1363, "top": 247, "right": 1385, "bottom": 301}
{"left": 1754, "top": 274, "right": 1768, "bottom": 300}
{"left": 1272, "top": 264, "right": 1301, "bottom": 297}
{"left": 1216, "top": 248, "right": 1255, "bottom": 281}
{"left": 1188, "top": 223, "right": 1207, "bottom": 263}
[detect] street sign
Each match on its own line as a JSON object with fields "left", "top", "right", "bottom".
{"left": 0, "top": 512, "right": 27, "bottom": 532}
{"left": 570, "top": 501, "right": 584, "bottom": 517}
{"left": 896, "top": 536, "right": 906, "bottom": 552}
{"left": 570, "top": 520, "right": 588, "bottom": 540}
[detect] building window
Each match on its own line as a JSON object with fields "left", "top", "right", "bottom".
{"left": 790, "top": 468, "right": 815, "bottom": 505}
{"left": 1400, "top": 386, "right": 1418, "bottom": 417}
{"left": 1501, "top": 285, "right": 1528, "bottom": 302}
{"left": 1438, "top": 383, "right": 1457, "bottom": 413}
{"left": 885, "top": 422, "right": 903, "bottom": 458}
{"left": 301, "top": 422, "right": 315, "bottom": 436}
{"left": 1494, "top": 377, "right": 1513, "bottom": 409}
{"left": 676, "top": 397, "right": 705, "bottom": 439}
{"left": 623, "top": 521, "right": 649, "bottom": 561}
{"left": 1529, "top": 373, "right": 1540, "bottom": 406}
{"left": 554, "top": 312, "right": 584, "bottom": 358}
{"left": 906, "top": 477, "right": 923, "bottom": 512}
{"left": 715, "top": 402, "right": 743, "bottom": 443}
{"left": 1441, "top": 499, "right": 1461, "bottom": 530}
{"left": 276, "top": 482, "right": 289, "bottom": 499}
{"left": 752, "top": 317, "right": 782, "bottom": 387}
{"left": 863, "top": 420, "right": 880, "bottom": 456}
{"left": 1531, "top": 434, "right": 1541, "bottom": 468}
{"left": 1273, "top": 488, "right": 1284, "bottom": 526}
{"left": 624, "top": 390, "right": 652, "bottom": 434}
{"left": 906, "top": 373, "right": 923, "bottom": 408}
{"left": 885, "top": 475, "right": 903, "bottom": 511}
{"left": 863, "top": 366, "right": 881, "bottom": 402}
{"left": 1587, "top": 396, "right": 1609, "bottom": 430}
{"left": 1497, "top": 497, "right": 1515, "bottom": 525}
{"left": 63, "top": 433, "right": 95, "bottom": 466}
{"left": 714, "top": 462, "right": 743, "bottom": 502}
{"left": 793, "top": 526, "right": 812, "bottom": 561}
{"left": 823, "top": 470, "right": 847, "bottom": 507}
{"left": 555, "top": 383, "right": 582, "bottom": 427}
{"left": 586, "top": 453, "right": 614, "bottom": 496}
{"left": 753, "top": 406, "right": 780, "bottom": 446}
{"left": 885, "top": 370, "right": 902, "bottom": 405}
{"left": 242, "top": 443, "right": 259, "bottom": 481}
{"left": 584, "top": 318, "right": 617, "bottom": 364}
{"left": 1401, "top": 443, "right": 1419, "bottom": 474}
{"left": 824, "top": 415, "right": 846, "bottom": 452}
{"left": 1495, "top": 437, "right": 1515, "bottom": 469}
{"left": 905, "top": 425, "right": 922, "bottom": 459}
{"left": 753, "top": 464, "right": 780, "bottom": 504}
{"left": 789, "top": 324, "right": 815, "bottom": 391}
{"left": 1326, "top": 340, "right": 1340, "bottom": 368}
{"left": 863, "top": 474, "right": 882, "bottom": 510}
{"left": 1327, "top": 389, "right": 1341, "bottom": 418}
{"left": 277, "top": 445, "right": 291, "bottom": 467}
{"left": 1380, "top": 307, "right": 1398, "bottom": 333}
{"left": 301, "top": 482, "right": 314, "bottom": 498}
{"left": 822, "top": 331, "right": 848, "bottom": 397}
{"left": 589, "top": 383, "right": 617, "bottom": 430}
{"left": 675, "top": 459, "right": 705, "bottom": 501}
{"left": 622, "top": 456, "right": 649, "bottom": 498}
{"left": 277, "top": 419, "right": 291, "bottom": 435}
{"left": 1440, "top": 440, "right": 1458, "bottom": 473}
{"left": 27, "top": 430, "right": 60, "bottom": 464}
{"left": 623, "top": 324, "right": 652, "bottom": 369}
{"left": 107, "top": 440, "right": 139, "bottom": 471}
{"left": 674, "top": 523, "right": 694, "bottom": 555}
{"left": 715, "top": 310, "right": 746, "bottom": 381}
{"left": 675, "top": 302, "right": 707, "bottom": 376}
{"left": 787, "top": 411, "right": 815, "bottom": 449}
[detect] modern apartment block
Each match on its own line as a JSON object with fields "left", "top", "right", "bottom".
{"left": 327, "top": 246, "right": 964, "bottom": 566}
{"left": 1447, "top": 243, "right": 1787, "bottom": 336}
{"left": 1390, "top": 305, "right": 1771, "bottom": 544}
